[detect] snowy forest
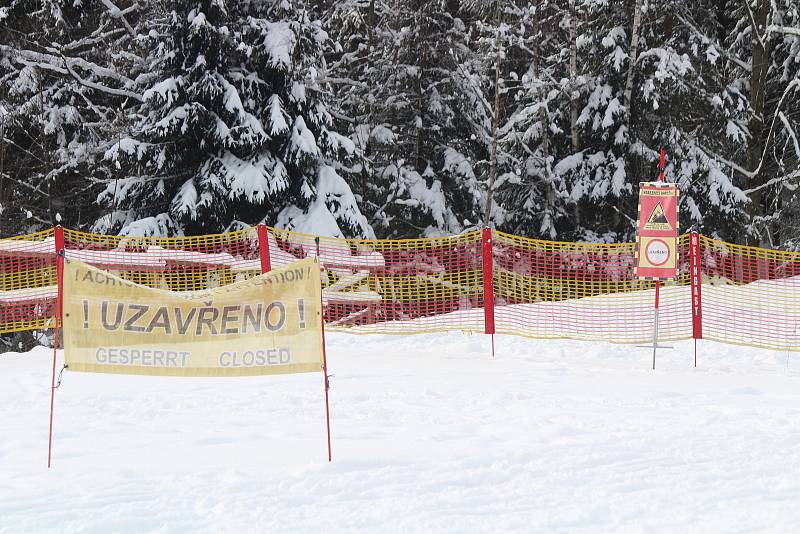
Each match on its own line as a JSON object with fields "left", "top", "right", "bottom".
{"left": 1, "top": 0, "right": 799, "bottom": 247}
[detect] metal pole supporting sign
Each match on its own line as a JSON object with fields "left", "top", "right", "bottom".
{"left": 634, "top": 150, "right": 679, "bottom": 369}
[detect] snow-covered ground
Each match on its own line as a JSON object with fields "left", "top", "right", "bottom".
{"left": 2, "top": 333, "right": 800, "bottom": 533}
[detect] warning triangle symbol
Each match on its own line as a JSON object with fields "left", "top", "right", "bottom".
{"left": 648, "top": 203, "right": 669, "bottom": 224}
{"left": 644, "top": 202, "right": 671, "bottom": 230}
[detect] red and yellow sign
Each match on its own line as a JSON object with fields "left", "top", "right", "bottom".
{"left": 635, "top": 182, "right": 679, "bottom": 279}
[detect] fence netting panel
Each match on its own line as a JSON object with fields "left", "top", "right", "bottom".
{"left": 491, "top": 231, "right": 692, "bottom": 343}
{"left": 4, "top": 227, "right": 800, "bottom": 352}
{"left": 266, "top": 228, "right": 484, "bottom": 333}
{"left": 0, "top": 229, "right": 57, "bottom": 333}
{"left": 61, "top": 228, "right": 261, "bottom": 292}
{"left": 699, "top": 235, "right": 800, "bottom": 351}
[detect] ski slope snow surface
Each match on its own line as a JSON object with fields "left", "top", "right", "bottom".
{"left": 1, "top": 333, "right": 800, "bottom": 533}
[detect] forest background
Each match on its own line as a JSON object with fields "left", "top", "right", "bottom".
{"left": 1, "top": 0, "right": 799, "bottom": 248}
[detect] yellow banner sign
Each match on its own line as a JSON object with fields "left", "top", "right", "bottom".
{"left": 63, "top": 257, "right": 323, "bottom": 377}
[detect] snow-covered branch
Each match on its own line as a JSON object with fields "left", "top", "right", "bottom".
{"left": 0, "top": 45, "right": 142, "bottom": 102}
{"left": 317, "top": 77, "right": 367, "bottom": 87}
{"left": 743, "top": 169, "right": 800, "bottom": 194}
{"left": 698, "top": 146, "right": 754, "bottom": 179}
{"left": 778, "top": 111, "right": 800, "bottom": 158}
{"left": 750, "top": 78, "right": 800, "bottom": 178}
{"left": 61, "top": 56, "right": 143, "bottom": 102}
{"left": 741, "top": 0, "right": 768, "bottom": 51}
{"left": 62, "top": 28, "right": 128, "bottom": 53}
{"left": 766, "top": 24, "right": 800, "bottom": 37}
{"left": 99, "top": 0, "right": 139, "bottom": 37}
{"left": 674, "top": 13, "right": 752, "bottom": 72}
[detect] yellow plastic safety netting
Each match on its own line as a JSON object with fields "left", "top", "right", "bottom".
{"left": 0, "top": 229, "right": 57, "bottom": 333}
{"left": 2, "top": 226, "right": 800, "bottom": 352}
{"left": 698, "top": 234, "right": 800, "bottom": 351}
{"left": 491, "top": 231, "right": 692, "bottom": 344}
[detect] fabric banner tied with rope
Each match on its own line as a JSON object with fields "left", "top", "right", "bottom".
{"left": 62, "top": 256, "right": 324, "bottom": 377}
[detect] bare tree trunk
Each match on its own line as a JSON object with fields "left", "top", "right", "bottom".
{"left": 37, "top": 78, "right": 55, "bottom": 227}
{"left": 623, "top": 0, "right": 643, "bottom": 113}
{"left": 532, "top": 2, "right": 547, "bottom": 155}
{"left": 746, "top": 0, "right": 770, "bottom": 245}
{"left": 484, "top": 1, "right": 503, "bottom": 227}
{"left": 415, "top": 66, "right": 423, "bottom": 172}
{"left": 363, "top": 0, "right": 377, "bottom": 191}
{"left": 569, "top": 0, "right": 580, "bottom": 152}
{"left": 0, "top": 113, "right": 6, "bottom": 219}
{"left": 621, "top": 0, "right": 643, "bottom": 237}
{"left": 368, "top": 0, "right": 375, "bottom": 45}
{"left": 532, "top": 2, "right": 556, "bottom": 237}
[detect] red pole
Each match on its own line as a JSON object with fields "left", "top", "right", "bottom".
{"left": 315, "top": 238, "right": 332, "bottom": 462}
{"left": 689, "top": 231, "right": 704, "bottom": 367}
{"left": 481, "top": 227, "right": 496, "bottom": 357}
{"left": 256, "top": 224, "right": 272, "bottom": 274}
{"left": 48, "top": 225, "right": 65, "bottom": 468}
{"left": 320, "top": 303, "right": 332, "bottom": 463}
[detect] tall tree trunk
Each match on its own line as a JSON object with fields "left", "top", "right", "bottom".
{"left": 368, "top": 0, "right": 375, "bottom": 45}
{"left": 362, "top": 0, "right": 377, "bottom": 188}
{"left": 484, "top": 1, "right": 502, "bottom": 227}
{"left": 415, "top": 64, "right": 423, "bottom": 172}
{"left": 0, "top": 113, "right": 6, "bottom": 220}
{"left": 37, "top": 78, "right": 55, "bottom": 227}
{"left": 746, "top": 0, "right": 770, "bottom": 245}
{"left": 532, "top": 2, "right": 547, "bottom": 155}
{"left": 532, "top": 2, "right": 556, "bottom": 237}
{"left": 569, "top": 0, "right": 579, "bottom": 152}
{"left": 623, "top": 0, "right": 643, "bottom": 114}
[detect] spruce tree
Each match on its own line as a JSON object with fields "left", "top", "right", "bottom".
{"left": 99, "top": 0, "right": 372, "bottom": 237}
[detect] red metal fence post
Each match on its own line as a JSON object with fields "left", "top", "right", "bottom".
{"left": 47, "top": 225, "right": 65, "bottom": 468}
{"left": 689, "top": 231, "right": 703, "bottom": 367}
{"left": 481, "top": 227, "right": 496, "bottom": 356}
{"left": 256, "top": 224, "right": 272, "bottom": 274}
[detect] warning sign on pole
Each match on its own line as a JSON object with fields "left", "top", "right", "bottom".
{"left": 635, "top": 182, "right": 679, "bottom": 280}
